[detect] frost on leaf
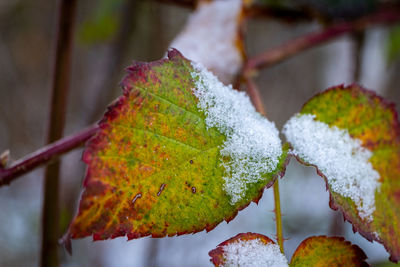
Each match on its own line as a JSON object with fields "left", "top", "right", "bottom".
{"left": 283, "top": 85, "right": 400, "bottom": 262}
{"left": 284, "top": 113, "right": 379, "bottom": 222}
{"left": 67, "top": 49, "right": 287, "bottom": 242}
{"left": 191, "top": 63, "right": 283, "bottom": 204}
{"left": 290, "top": 236, "right": 368, "bottom": 267}
{"left": 209, "top": 233, "right": 289, "bottom": 267}
{"left": 170, "top": 0, "right": 244, "bottom": 84}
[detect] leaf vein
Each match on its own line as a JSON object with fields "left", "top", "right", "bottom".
{"left": 135, "top": 85, "right": 201, "bottom": 120}
{"left": 115, "top": 123, "right": 203, "bottom": 151}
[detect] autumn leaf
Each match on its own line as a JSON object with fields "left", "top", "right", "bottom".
{"left": 283, "top": 85, "right": 400, "bottom": 262}
{"left": 290, "top": 236, "right": 368, "bottom": 267}
{"left": 67, "top": 49, "right": 287, "bottom": 241}
{"left": 209, "top": 232, "right": 288, "bottom": 266}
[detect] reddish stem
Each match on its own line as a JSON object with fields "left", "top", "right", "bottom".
{"left": 245, "top": 8, "right": 400, "bottom": 72}
{"left": 245, "top": 78, "right": 266, "bottom": 116}
{"left": 153, "top": 0, "right": 313, "bottom": 22}
{"left": 0, "top": 125, "right": 98, "bottom": 186}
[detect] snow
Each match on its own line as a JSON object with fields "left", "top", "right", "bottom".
{"left": 222, "top": 239, "right": 289, "bottom": 267}
{"left": 191, "top": 63, "right": 283, "bottom": 205}
{"left": 170, "top": 0, "right": 242, "bottom": 84}
{"left": 283, "top": 114, "right": 381, "bottom": 222}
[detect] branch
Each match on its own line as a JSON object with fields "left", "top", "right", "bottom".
{"left": 244, "top": 4, "right": 313, "bottom": 23}
{"left": 0, "top": 125, "right": 98, "bottom": 186}
{"left": 153, "top": 0, "right": 313, "bottom": 22}
{"left": 152, "top": 0, "right": 195, "bottom": 9}
{"left": 245, "top": 7, "right": 400, "bottom": 72}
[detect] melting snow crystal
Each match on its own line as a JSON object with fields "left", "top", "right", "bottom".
{"left": 191, "top": 63, "right": 282, "bottom": 205}
{"left": 283, "top": 114, "right": 381, "bottom": 222}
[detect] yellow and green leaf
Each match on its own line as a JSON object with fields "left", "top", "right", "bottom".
{"left": 290, "top": 236, "right": 368, "bottom": 267}
{"left": 284, "top": 85, "right": 400, "bottom": 262}
{"left": 67, "top": 50, "right": 287, "bottom": 241}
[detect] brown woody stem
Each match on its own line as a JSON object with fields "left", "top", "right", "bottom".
{"left": 245, "top": 7, "right": 400, "bottom": 72}
{"left": 153, "top": 0, "right": 313, "bottom": 22}
{"left": 0, "top": 125, "right": 98, "bottom": 186}
{"left": 41, "top": 0, "right": 78, "bottom": 264}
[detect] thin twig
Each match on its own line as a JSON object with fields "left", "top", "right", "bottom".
{"left": 244, "top": 4, "right": 313, "bottom": 23}
{"left": 153, "top": 0, "right": 195, "bottom": 9}
{"left": 352, "top": 30, "right": 366, "bottom": 82}
{"left": 0, "top": 125, "right": 98, "bottom": 187}
{"left": 153, "top": 0, "right": 313, "bottom": 22}
{"left": 41, "top": 0, "right": 78, "bottom": 265}
{"left": 245, "top": 78, "right": 266, "bottom": 116}
{"left": 245, "top": 7, "right": 400, "bottom": 73}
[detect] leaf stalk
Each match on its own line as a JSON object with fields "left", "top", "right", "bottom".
{"left": 273, "top": 179, "right": 284, "bottom": 253}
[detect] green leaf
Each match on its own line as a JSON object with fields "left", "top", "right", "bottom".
{"left": 283, "top": 85, "right": 400, "bottom": 262}
{"left": 78, "top": 0, "right": 124, "bottom": 44}
{"left": 209, "top": 232, "right": 288, "bottom": 266}
{"left": 386, "top": 25, "right": 400, "bottom": 65}
{"left": 290, "top": 236, "right": 368, "bottom": 267}
{"left": 67, "top": 50, "right": 287, "bottom": 241}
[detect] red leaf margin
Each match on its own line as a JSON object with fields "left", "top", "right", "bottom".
{"left": 290, "top": 84, "right": 400, "bottom": 262}
{"left": 64, "top": 49, "right": 290, "bottom": 249}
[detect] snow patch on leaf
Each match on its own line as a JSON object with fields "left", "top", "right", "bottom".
{"left": 170, "top": 0, "right": 243, "bottom": 84}
{"left": 222, "top": 239, "right": 288, "bottom": 267}
{"left": 283, "top": 113, "right": 381, "bottom": 222}
{"left": 191, "top": 63, "right": 282, "bottom": 205}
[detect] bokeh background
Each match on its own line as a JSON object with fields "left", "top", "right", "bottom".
{"left": 0, "top": 0, "right": 400, "bottom": 266}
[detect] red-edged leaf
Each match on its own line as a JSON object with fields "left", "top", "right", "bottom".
{"left": 209, "top": 232, "right": 288, "bottom": 266}
{"left": 290, "top": 236, "right": 368, "bottom": 267}
{"left": 67, "top": 50, "right": 287, "bottom": 242}
{"left": 283, "top": 85, "right": 400, "bottom": 262}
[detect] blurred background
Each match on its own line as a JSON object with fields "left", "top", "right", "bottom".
{"left": 0, "top": 0, "right": 400, "bottom": 266}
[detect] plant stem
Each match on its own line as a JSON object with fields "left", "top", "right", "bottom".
{"left": 41, "top": 0, "right": 77, "bottom": 266}
{"left": 273, "top": 180, "right": 284, "bottom": 253}
{"left": 244, "top": 77, "right": 284, "bottom": 253}
{"left": 153, "top": 0, "right": 313, "bottom": 22}
{"left": 0, "top": 125, "right": 98, "bottom": 187}
{"left": 245, "top": 78, "right": 266, "bottom": 116}
{"left": 352, "top": 30, "right": 365, "bottom": 82}
{"left": 245, "top": 7, "right": 400, "bottom": 72}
